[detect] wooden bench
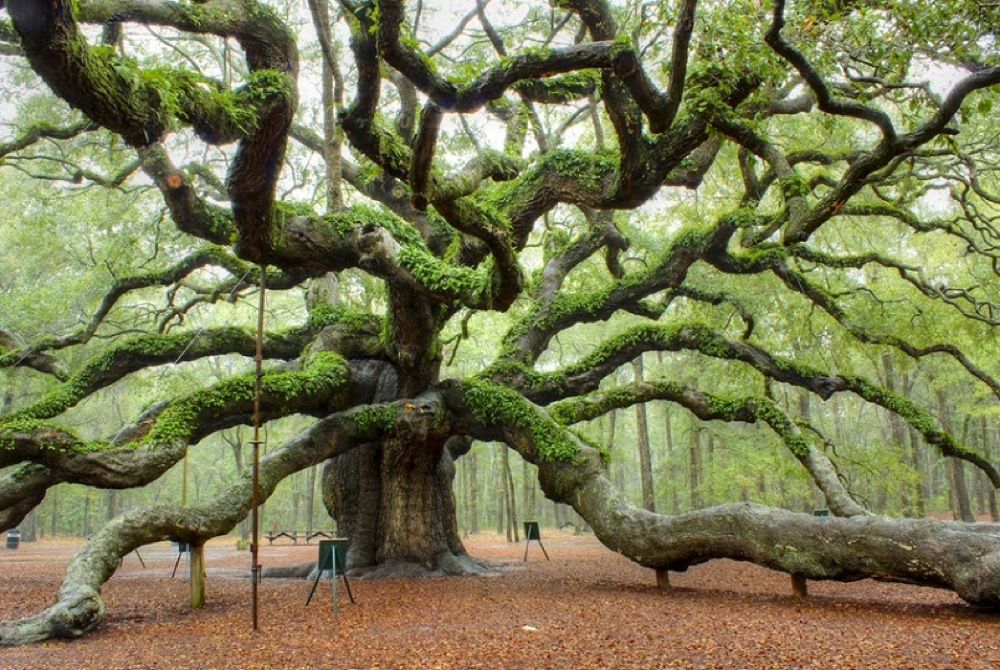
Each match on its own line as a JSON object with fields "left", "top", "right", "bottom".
{"left": 264, "top": 530, "right": 337, "bottom": 545}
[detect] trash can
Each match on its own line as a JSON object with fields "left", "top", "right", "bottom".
{"left": 6, "top": 529, "right": 20, "bottom": 550}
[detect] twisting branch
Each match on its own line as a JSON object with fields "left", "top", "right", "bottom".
{"left": 0, "top": 248, "right": 300, "bottom": 370}
{"left": 409, "top": 102, "right": 443, "bottom": 210}
{"left": 499, "top": 220, "right": 737, "bottom": 366}
{"left": 445, "top": 382, "right": 1000, "bottom": 608}
{"left": 0, "top": 313, "right": 377, "bottom": 425}
{"left": 609, "top": 0, "right": 697, "bottom": 134}
{"left": 707, "top": 245, "right": 1000, "bottom": 398}
{"left": 765, "top": 0, "right": 896, "bottom": 142}
{"left": 534, "top": 209, "right": 628, "bottom": 305}
{"left": 0, "top": 392, "right": 452, "bottom": 644}
{"left": 780, "top": 60, "right": 1000, "bottom": 244}
{"left": 373, "top": 0, "right": 620, "bottom": 113}
{"left": 0, "top": 352, "right": 365, "bottom": 538}
{"left": 697, "top": 102, "right": 806, "bottom": 227}
{"left": 496, "top": 321, "right": 999, "bottom": 485}
{"left": 548, "top": 380, "right": 868, "bottom": 517}
{"left": 0, "top": 120, "right": 95, "bottom": 160}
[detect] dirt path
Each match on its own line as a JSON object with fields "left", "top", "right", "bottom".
{"left": 2, "top": 532, "right": 998, "bottom": 669}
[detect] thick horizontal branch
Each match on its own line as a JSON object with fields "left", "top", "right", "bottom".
{"left": 442, "top": 382, "right": 1000, "bottom": 608}
{"left": 0, "top": 391, "right": 452, "bottom": 644}
{"left": 548, "top": 380, "right": 867, "bottom": 517}
{"left": 0, "top": 351, "right": 379, "bottom": 534}
{"left": 708, "top": 244, "right": 1000, "bottom": 398}
{"left": 511, "top": 71, "right": 601, "bottom": 104}
{"left": 2, "top": 305, "right": 380, "bottom": 424}
{"left": 499, "top": 321, "right": 998, "bottom": 485}
{"left": 498, "top": 221, "right": 736, "bottom": 365}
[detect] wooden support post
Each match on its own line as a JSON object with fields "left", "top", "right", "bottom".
{"left": 190, "top": 543, "right": 206, "bottom": 608}
{"left": 791, "top": 574, "right": 808, "bottom": 598}
{"left": 655, "top": 568, "right": 670, "bottom": 589}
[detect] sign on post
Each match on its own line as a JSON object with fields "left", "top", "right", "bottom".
{"left": 523, "top": 521, "right": 550, "bottom": 562}
{"left": 171, "top": 541, "right": 190, "bottom": 579}
{"left": 306, "top": 538, "right": 355, "bottom": 609}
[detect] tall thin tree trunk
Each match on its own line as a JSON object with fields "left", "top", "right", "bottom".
{"left": 938, "top": 391, "right": 975, "bottom": 522}
{"left": 503, "top": 448, "right": 519, "bottom": 542}
{"left": 906, "top": 427, "right": 927, "bottom": 517}
{"left": 495, "top": 446, "right": 505, "bottom": 537}
{"left": 305, "top": 465, "right": 317, "bottom": 534}
{"left": 632, "top": 356, "right": 656, "bottom": 512}
{"left": 49, "top": 489, "right": 59, "bottom": 537}
{"left": 21, "top": 509, "right": 36, "bottom": 542}
{"left": 883, "top": 356, "right": 924, "bottom": 516}
{"left": 663, "top": 405, "right": 678, "bottom": 513}
{"left": 608, "top": 409, "right": 626, "bottom": 493}
{"left": 105, "top": 490, "right": 117, "bottom": 523}
{"left": 521, "top": 459, "right": 535, "bottom": 521}
{"left": 688, "top": 418, "right": 701, "bottom": 510}
{"left": 291, "top": 473, "right": 301, "bottom": 530}
{"left": 468, "top": 448, "right": 479, "bottom": 534}
{"left": 983, "top": 417, "right": 999, "bottom": 522}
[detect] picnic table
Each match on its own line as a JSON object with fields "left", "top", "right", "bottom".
{"left": 264, "top": 530, "right": 337, "bottom": 545}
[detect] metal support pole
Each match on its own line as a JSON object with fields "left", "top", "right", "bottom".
{"left": 251, "top": 266, "right": 267, "bottom": 631}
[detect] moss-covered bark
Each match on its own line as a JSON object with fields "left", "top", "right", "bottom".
{"left": 444, "top": 381, "right": 1000, "bottom": 608}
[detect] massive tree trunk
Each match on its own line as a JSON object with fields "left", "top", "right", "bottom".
{"left": 323, "top": 436, "right": 483, "bottom": 576}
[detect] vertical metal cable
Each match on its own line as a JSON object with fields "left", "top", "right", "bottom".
{"left": 251, "top": 266, "right": 267, "bottom": 631}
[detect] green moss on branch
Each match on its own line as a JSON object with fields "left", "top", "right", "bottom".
{"left": 463, "top": 380, "right": 579, "bottom": 462}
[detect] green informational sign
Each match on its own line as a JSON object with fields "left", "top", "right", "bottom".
{"left": 307, "top": 538, "right": 355, "bottom": 609}
{"left": 317, "top": 539, "right": 349, "bottom": 575}
{"left": 522, "top": 521, "right": 550, "bottom": 562}
{"left": 813, "top": 509, "right": 830, "bottom": 517}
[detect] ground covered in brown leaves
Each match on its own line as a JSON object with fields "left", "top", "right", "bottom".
{"left": 2, "top": 531, "right": 998, "bottom": 669}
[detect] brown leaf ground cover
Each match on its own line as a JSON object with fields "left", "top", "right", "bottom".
{"left": 1, "top": 531, "right": 998, "bottom": 669}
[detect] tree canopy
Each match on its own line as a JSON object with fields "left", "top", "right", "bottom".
{"left": 1, "top": 0, "right": 1000, "bottom": 645}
